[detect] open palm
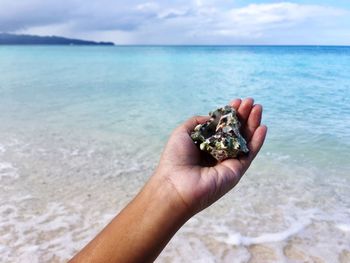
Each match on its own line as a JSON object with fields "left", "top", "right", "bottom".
{"left": 156, "top": 98, "right": 267, "bottom": 214}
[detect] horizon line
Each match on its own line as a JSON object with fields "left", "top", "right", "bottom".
{"left": 114, "top": 44, "right": 350, "bottom": 47}
{"left": 1, "top": 44, "right": 350, "bottom": 47}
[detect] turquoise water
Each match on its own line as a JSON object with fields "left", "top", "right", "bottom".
{"left": 0, "top": 46, "right": 350, "bottom": 262}
{"left": 1, "top": 46, "right": 349, "bottom": 167}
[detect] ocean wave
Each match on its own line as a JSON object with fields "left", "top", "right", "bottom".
{"left": 219, "top": 218, "right": 311, "bottom": 246}
{"left": 0, "top": 161, "right": 18, "bottom": 179}
{"left": 0, "top": 197, "right": 115, "bottom": 263}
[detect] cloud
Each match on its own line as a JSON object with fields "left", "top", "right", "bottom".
{"left": 0, "top": 0, "right": 193, "bottom": 32}
{"left": 0, "top": 0, "right": 73, "bottom": 31}
{"left": 0, "top": 0, "right": 349, "bottom": 44}
{"left": 203, "top": 2, "right": 348, "bottom": 38}
{"left": 0, "top": 0, "right": 157, "bottom": 32}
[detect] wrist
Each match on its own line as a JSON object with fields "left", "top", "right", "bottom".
{"left": 144, "top": 173, "right": 193, "bottom": 223}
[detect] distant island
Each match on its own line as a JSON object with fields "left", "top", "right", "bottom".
{"left": 0, "top": 33, "right": 114, "bottom": 46}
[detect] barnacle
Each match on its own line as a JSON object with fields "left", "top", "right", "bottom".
{"left": 191, "top": 106, "right": 249, "bottom": 161}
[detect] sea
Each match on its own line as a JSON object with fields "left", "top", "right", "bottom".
{"left": 0, "top": 46, "right": 349, "bottom": 262}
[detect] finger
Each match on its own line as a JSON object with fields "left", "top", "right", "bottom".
{"left": 181, "top": 115, "right": 210, "bottom": 134}
{"left": 244, "top": 104, "right": 263, "bottom": 142}
{"left": 229, "top": 98, "right": 242, "bottom": 110}
{"left": 237, "top": 98, "right": 254, "bottom": 125}
{"left": 239, "top": 125, "right": 267, "bottom": 173}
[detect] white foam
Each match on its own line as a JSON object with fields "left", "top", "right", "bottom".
{"left": 336, "top": 223, "right": 350, "bottom": 232}
{"left": 71, "top": 149, "right": 79, "bottom": 156}
{"left": 1, "top": 203, "right": 79, "bottom": 261}
{"left": 0, "top": 161, "right": 18, "bottom": 179}
{"left": 87, "top": 149, "right": 95, "bottom": 157}
{"left": 264, "top": 151, "right": 291, "bottom": 161}
{"left": 0, "top": 162, "right": 12, "bottom": 170}
{"left": 224, "top": 218, "right": 310, "bottom": 246}
{"left": 0, "top": 197, "right": 114, "bottom": 263}
{"left": 0, "top": 144, "right": 5, "bottom": 154}
{"left": 196, "top": 207, "right": 319, "bottom": 247}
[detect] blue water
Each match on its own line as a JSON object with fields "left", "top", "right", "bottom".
{"left": 1, "top": 46, "right": 350, "bottom": 261}
{"left": 0, "top": 46, "right": 349, "bottom": 168}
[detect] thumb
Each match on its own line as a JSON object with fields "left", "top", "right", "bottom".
{"left": 180, "top": 115, "right": 210, "bottom": 134}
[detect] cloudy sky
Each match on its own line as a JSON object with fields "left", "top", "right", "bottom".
{"left": 1, "top": 0, "right": 349, "bottom": 44}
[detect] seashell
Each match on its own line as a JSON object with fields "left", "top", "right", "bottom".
{"left": 191, "top": 106, "right": 249, "bottom": 161}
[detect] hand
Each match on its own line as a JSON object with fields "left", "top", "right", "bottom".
{"left": 154, "top": 98, "right": 267, "bottom": 215}
{"left": 71, "top": 98, "right": 267, "bottom": 263}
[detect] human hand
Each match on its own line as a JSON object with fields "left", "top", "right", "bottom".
{"left": 71, "top": 98, "right": 267, "bottom": 263}
{"left": 153, "top": 98, "right": 267, "bottom": 216}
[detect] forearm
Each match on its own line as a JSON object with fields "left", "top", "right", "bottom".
{"left": 70, "top": 174, "right": 190, "bottom": 263}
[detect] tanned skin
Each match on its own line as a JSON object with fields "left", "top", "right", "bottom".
{"left": 70, "top": 98, "right": 267, "bottom": 263}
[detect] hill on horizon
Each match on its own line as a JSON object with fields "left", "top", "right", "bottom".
{"left": 0, "top": 33, "right": 114, "bottom": 45}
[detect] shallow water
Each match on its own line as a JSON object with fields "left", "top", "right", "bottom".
{"left": 0, "top": 46, "right": 349, "bottom": 262}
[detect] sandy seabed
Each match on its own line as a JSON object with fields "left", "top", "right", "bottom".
{"left": 1, "top": 132, "right": 349, "bottom": 263}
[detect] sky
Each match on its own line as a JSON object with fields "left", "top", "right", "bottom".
{"left": 0, "top": 0, "right": 350, "bottom": 45}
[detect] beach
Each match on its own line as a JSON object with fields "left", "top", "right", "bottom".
{"left": 0, "top": 46, "right": 349, "bottom": 262}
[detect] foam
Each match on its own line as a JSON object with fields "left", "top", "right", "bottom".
{"left": 265, "top": 151, "right": 291, "bottom": 161}
{"left": 336, "top": 223, "right": 350, "bottom": 232}
{"left": 0, "top": 162, "right": 12, "bottom": 170}
{"left": 0, "top": 143, "right": 5, "bottom": 154}
{"left": 0, "top": 199, "right": 114, "bottom": 263}
{"left": 0, "top": 161, "right": 18, "bottom": 179}
{"left": 223, "top": 218, "right": 311, "bottom": 246}
{"left": 202, "top": 207, "right": 317, "bottom": 247}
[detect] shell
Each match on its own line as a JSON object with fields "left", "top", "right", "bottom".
{"left": 191, "top": 105, "right": 249, "bottom": 161}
